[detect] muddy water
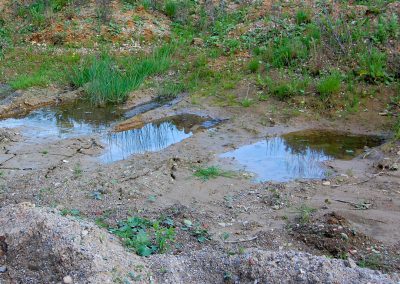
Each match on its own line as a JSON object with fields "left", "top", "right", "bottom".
{"left": 221, "top": 130, "right": 384, "bottom": 182}
{"left": 0, "top": 100, "right": 218, "bottom": 163}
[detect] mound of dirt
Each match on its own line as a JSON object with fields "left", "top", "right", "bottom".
{"left": 151, "top": 247, "right": 398, "bottom": 284}
{"left": 0, "top": 204, "right": 398, "bottom": 283}
{"left": 0, "top": 203, "right": 147, "bottom": 284}
{"left": 291, "top": 212, "right": 400, "bottom": 272}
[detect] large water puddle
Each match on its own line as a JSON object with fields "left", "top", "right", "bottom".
{"left": 0, "top": 100, "right": 218, "bottom": 163}
{"left": 220, "top": 130, "right": 384, "bottom": 182}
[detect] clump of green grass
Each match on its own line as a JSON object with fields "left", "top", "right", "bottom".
{"left": 248, "top": 59, "right": 260, "bottom": 73}
{"left": 240, "top": 98, "right": 253, "bottom": 107}
{"left": 70, "top": 45, "right": 174, "bottom": 104}
{"left": 110, "top": 216, "right": 175, "bottom": 256}
{"left": 263, "top": 37, "right": 309, "bottom": 67}
{"left": 295, "top": 9, "right": 312, "bottom": 25}
{"left": 194, "top": 166, "right": 233, "bottom": 180}
{"left": 258, "top": 75, "right": 309, "bottom": 101}
{"left": 164, "top": 0, "right": 177, "bottom": 18}
{"left": 316, "top": 71, "right": 342, "bottom": 100}
{"left": 357, "top": 254, "right": 386, "bottom": 270}
{"left": 156, "top": 81, "right": 185, "bottom": 102}
{"left": 358, "top": 48, "right": 388, "bottom": 82}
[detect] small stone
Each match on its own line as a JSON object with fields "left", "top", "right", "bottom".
{"left": 346, "top": 258, "right": 357, "bottom": 268}
{"left": 63, "top": 275, "right": 73, "bottom": 283}
{"left": 322, "top": 181, "right": 331, "bottom": 186}
{"left": 0, "top": 266, "right": 7, "bottom": 273}
{"left": 191, "top": 37, "right": 204, "bottom": 46}
{"left": 390, "top": 163, "right": 398, "bottom": 171}
{"left": 340, "top": 233, "right": 349, "bottom": 240}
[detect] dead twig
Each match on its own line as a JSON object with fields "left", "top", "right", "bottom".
{"left": 224, "top": 236, "right": 258, "bottom": 243}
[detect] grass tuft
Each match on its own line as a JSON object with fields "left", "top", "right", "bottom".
{"left": 316, "top": 71, "right": 342, "bottom": 100}
{"left": 69, "top": 45, "right": 174, "bottom": 104}
{"left": 194, "top": 166, "right": 233, "bottom": 181}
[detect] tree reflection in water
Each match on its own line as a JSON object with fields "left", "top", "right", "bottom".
{"left": 100, "top": 121, "right": 193, "bottom": 163}
{"left": 221, "top": 130, "right": 383, "bottom": 182}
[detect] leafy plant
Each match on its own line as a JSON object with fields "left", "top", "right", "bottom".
{"left": 294, "top": 204, "right": 316, "bottom": 224}
{"left": 110, "top": 216, "right": 175, "bottom": 256}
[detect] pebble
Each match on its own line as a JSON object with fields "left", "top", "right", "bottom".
{"left": 322, "top": 181, "right": 331, "bottom": 186}
{"left": 346, "top": 258, "right": 357, "bottom": 269}
{"left": 0, "top": 266, "right": 7, "bottom": 273}
{"left": 63, "top": 275, "right": 73, "bottom": 283}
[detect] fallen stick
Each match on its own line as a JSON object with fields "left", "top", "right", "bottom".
{"left": 224, "top": 236, "right": 258, "bottom": 243}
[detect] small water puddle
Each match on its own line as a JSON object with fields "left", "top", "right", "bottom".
{"left": 0, "top": 100, "right": 219, "bottom": 163}
{"left": 100, "top": 114, "right": 215, "bottom": 163}
{"left": 0, "top": 100, "right": 122, "bottom": 139}
{"left": 220, "top": 130, "right": 384, "bottom": 182}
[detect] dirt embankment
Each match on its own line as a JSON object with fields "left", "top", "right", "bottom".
{"left": 0, "top": 85, "right": 83, "bottom": 119}
{"left": 0, "top": 204, "right": 398, "bottom": 284}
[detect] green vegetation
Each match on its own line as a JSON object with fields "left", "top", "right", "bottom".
{"left": 358, "top": 49, "right": 388, "bottom": 83}
{"left": 164, "top": 0, "right": 178, "bottom": 18}
{"left": 248, "top": 59, "right": 260, "bottom": 73}
{"left": 295, "top": 9, "right": 312, "bottom": 25}
{"left": 110, "top": 216, "right": 175, "bottom": 256}
{"left": 194, "top": 166, "right": 233, "bottom": 181}
{"left": 294, "top": 204, "right": 316, "bottom": 224}
{"left": 60, "top": 208, "right": 81, "bottom": 217}
{"left": 156, "top": 81, "right": 185, "bottom": 102}
{"left": 69, "top": 45, "right": 173, "bottom": 104}
{"left": 317, "top": 72, "right": 342, "bottom": 101}
{"left": 258, "top": 75, "right": 309, "bottom": 101}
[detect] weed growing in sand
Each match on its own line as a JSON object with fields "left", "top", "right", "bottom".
{"left": 73, "top": 163, "right": 82, "bottom": 177}
{"left": 60, "top": 208, "right": 81, "bottom": 217}
{"left": 194, "top": 166, "right": 233, "bottom": 181}
{"left": 110, "top": 216, "right": 175, "bottom": 256}
{"left": 358, "top": 254, "right": 386, "bottom": 270}
{"left": 294, "top": 204, "right": 316, "bottom": 224}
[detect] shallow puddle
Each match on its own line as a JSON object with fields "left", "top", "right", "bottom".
{"left": 220, "top": 130, "right": 384, "bottom": 182}
{"left": 0, "top": 100, "right": 122, "bottom": 139}
{"left": 0, "top": 100, "right": 219, "bottom": 163}
{"left": 100, "top": 120, "right": 192, "bottom": 163}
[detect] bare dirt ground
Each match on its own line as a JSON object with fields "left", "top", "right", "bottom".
{"left": 0, "top": 88, "right": 399, "bottom": 283}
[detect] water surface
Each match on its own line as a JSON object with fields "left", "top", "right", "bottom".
{"left": 0, "top": 100, "right": 218, "bottom": 163}
{"left": 221, "top": 130, "right": 383, "bottom": 182}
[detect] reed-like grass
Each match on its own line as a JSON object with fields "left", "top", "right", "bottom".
{"left": 70, "top": 44, "right": 174, "bottom": 104}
